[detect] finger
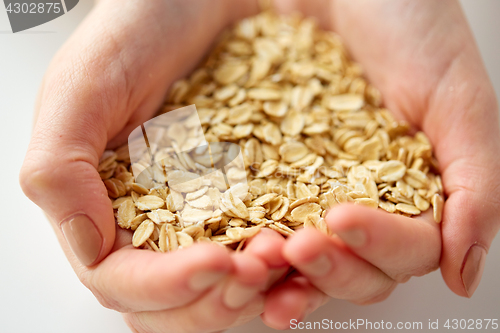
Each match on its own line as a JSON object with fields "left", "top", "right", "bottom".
{"left": 283, "top": 227, "right": 396, "bottom": 303}
{"left": 325, "top": 204, "right": 441, "bottom": 282}
{"left": 87, "top": 243, "right": 232, "bottom": 312}
{"left": 261, "top": 275, "right": 328, "bottom": 330}
{"left": 439, "top": 156, "right": 500, "bottom": 297}
{"left": 124, "top": 252, "right": 269, "bottom": 333}
{"left": 244, "top": 228, "right": 289, "bottom": 289}
{"left": 244, "top": 229, "right": 288, "bottom": 268}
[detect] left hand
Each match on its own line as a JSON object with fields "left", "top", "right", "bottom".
{"left": 258, "top": 0, "right": 500, "bottom": 329}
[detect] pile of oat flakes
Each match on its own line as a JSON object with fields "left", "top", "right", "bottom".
{"left": 99, "top": 11, "right": 444, "bottom": 252}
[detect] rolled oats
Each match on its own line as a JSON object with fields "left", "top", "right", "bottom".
{"left": 116, "top": 199, "right": 136, "bottom": 229}
{"left": 396, "top": 203, "right": 421, "bottom": 215}
{"left": 132, "top": 219, "right": 155, "bottom": 247}
{"left": 102, "top": 9, "right": 444, "bottom": 252}
{"left": 431, "top": 193, "right": 444, "bottom": 223}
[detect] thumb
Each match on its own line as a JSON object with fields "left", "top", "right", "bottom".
{"left": 431, "top": 75, "right": 500, "bottom": 297}
{"left": 18, "top": 5, "right": 142, "bottom": 267}
{"left": 439, "top": 152, "right": 500, "bottom": 298}
{"left": 19, "top": 62, "right": 121, "bottom": 266}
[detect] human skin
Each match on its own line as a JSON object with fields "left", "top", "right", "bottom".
{"left": 19, "top": 0, "right": 500, "bottom": 332}
{"left": 19, "top": 1, "right": 286, "bottom": 332}
{"left": 260, "top": 0, "right": 500, "bottom": 328}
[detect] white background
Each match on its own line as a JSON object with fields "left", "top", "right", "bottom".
{"left": 0, "top": 1, "right": 499, "bottom": 332}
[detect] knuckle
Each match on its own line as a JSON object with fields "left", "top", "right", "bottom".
{"left": 185, "top": 309, "right": 219, "bottom": 332}
{"left": 88, "top": 284, "right": 131, "bottom": 313}
{"left": 84, "top": 273, "right": 132, "bottom": 313}
{"left": 123, "top": 313, "right": 155, "bottom": 333}
{"left": 77, "top": 271, "right": 92, "bottom": 290}
{"left": 19, "top": 159, "right": 53, "bottom": 202}
{"left": 392, "top": 273, "right": 412, "bottom": 284}
{"left": 353, "top": 290, "right": 393, "bottom": 306}
{"left": 184, "top": 300, "right": 243, "bottom": 333}
{"left": 390, "top": 259, "right": 440, "bottom": 283}
{"left": 322, "top": 277, "right": 355, "bottom": 296}
{"left": 410, "top": 261, "right": 440, "bottom": 279}
{"left": 352, "top": 284, "right": 397, "bottom": 306}
{"left": 420, "top": 261, "right": 440, "bottom": 276}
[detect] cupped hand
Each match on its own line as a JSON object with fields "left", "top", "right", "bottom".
{"left": 18, "top": 0, "right": 295, "bottom": 332}
{"left": 261, "top": 0, "right": 500, "bottom": 328}
{"left": 20, "top": 0, "right": 500, "bottom": 331}
{"left": 122, "top": 229, "right": 289, "bottom": 333}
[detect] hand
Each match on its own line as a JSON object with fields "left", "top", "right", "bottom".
{"left": 18, "top": 0, "right": 294, "bottom": 332}
{"left": 258, "top": 0, "right": 500, "bottom": 328}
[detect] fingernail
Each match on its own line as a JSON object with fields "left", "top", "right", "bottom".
{"left": 461, "top": 244, "right": 487, "bottom": 297}
{"left": 222, "top": 280, "right": 260, "bottom": 309}
{"left": 291, "top": 305, "right": 310, "bottom": 329}
{"left": 336, "top": 229, "right": 366, "bottom": 247}
{"left": 60, "top": 214, "right": 102, "bottom": 266}
{"left": 297, "top": 255, "right": 332, "bottom": 277}
{"left": 189, "top": 271, "right": 226, "bottom": 292}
